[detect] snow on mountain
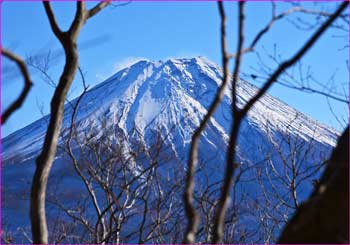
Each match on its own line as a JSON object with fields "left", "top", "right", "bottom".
{"left": 1, "top": 57, "right": 340, "bottom": 242}
{"left": 2, "top": 56, "right": 338, "bottom": 164}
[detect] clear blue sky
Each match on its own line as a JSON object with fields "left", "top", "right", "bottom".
{"left": 1, "top": 1, "right": 349, "bottom": 138}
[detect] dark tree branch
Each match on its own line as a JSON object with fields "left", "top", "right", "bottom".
{"left": 211, "top": 2, "right": 245, "bottom": 243}
{"left": 30, "top": 1, "right": 109, "bottom": 243}
{"left": 183, "top": 2, "right": 230, "bottom": 243}
{"left": 228, "top": 4, "right": 348, "bottom": 59}
{"left": 211, "top": 1, "right": 348, "bottom": 243}
{"left": 68, "top": 1, "right": 86, "bottom": 39}
{"left": 240, "top": 1, "right": 349, "bottom": 117}
{"left": 87, "top": 1, "right": 111, "bottom": 19}
{"left": 278, "top": 80, "right": 349, "bottom": 104}
{"left": 244, "top": 70, "right": 349, "bottom": 104}
{"left": 43, "top": 2, "right": 63, "bottom": 41}
{"left": 1, "top": 48, "right": 33, "bottom": 124}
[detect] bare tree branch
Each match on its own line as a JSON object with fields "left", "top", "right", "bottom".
{"left": 63, "top": 68, "right": 109, "bottom": 244}
{"left": 27, "top": 51, "right": 56, "bottom": 88}
{"left": 1, "top": 48, "right": 33, "bottom": 124}
{"left": 278, "top": 81, "right": 349, "bottom": 104}
{"left": 240, "top": 1, "right": 348, "bottom": 117}
{"left": 43, "top": 2, "right": 63, "bottom": 41}
{"left": 211, "top": 1, "right": 348, "bottom": 243}
{"left": 30, "top": 1, "right": 109, "bottom": 243}
{"left": 244, "top": 69, "right": 349, "bottom": 104}
{"left": 183, "top": 2, "right": 230, "bottom": 243}
{"left": 212, "top": 2, "right": 245, "bottom": 243}
{"left": 68, "top": 2, "right": 86, "bottom": 39}
{"left": 87, "top": 1, "right": 111, "bottom": 19}
{"left": 228, "top": 4, "right": 348, "bottom": 59}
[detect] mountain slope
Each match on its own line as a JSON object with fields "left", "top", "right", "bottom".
{"left": 2, "top": 57, "right": 338, "bottom": 163}
{"left": 1, "top": 57, "right": 340, "bottom": 243}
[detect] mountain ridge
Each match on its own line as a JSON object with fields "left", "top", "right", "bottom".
{"left": 2, "top": 56, "right": 339, "bottom": 164}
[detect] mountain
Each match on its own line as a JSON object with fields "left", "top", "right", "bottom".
{"left": 1, "top": 57, "right": 340, "bottom": 243}
{"left": 2, "top": 57, "right": 338, "bottom": 162}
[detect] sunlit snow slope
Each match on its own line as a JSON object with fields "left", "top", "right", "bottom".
{"left": 1, "top": 57, "right": 340, "bottom": 242}
{"left": 2, "top": 57, "right": 338, "bottom": 164}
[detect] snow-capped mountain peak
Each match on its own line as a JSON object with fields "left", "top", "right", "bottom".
{"left": 2, "top": 57, "right": 338, "bottom": 164}
{"left": 2, "top": 57, "right": 341, "bottom": 244}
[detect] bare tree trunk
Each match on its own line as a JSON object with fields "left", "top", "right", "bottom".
{"left": 30, "top": 2, "right": 109, "bottom": 243}
{"left": 211, "top": 3, "right": 245, "bottom": 243}
{"left": 30, "top": 30, "right": 79, "bottom": 245}
{"left": 278, "top": 126, "right": 349, "bottom": 243}
{"left": 183, "top": 3, "right": 230, "bottom": 243}
{"left": 211, "top": 2, "right": 348, "bottom": 243}
{"left": 30, "top": 48, "right": 79, "bottom": 244}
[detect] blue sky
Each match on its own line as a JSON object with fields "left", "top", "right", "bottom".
{"left": 1, "top": 1, "right": 349, "bottom": 138}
